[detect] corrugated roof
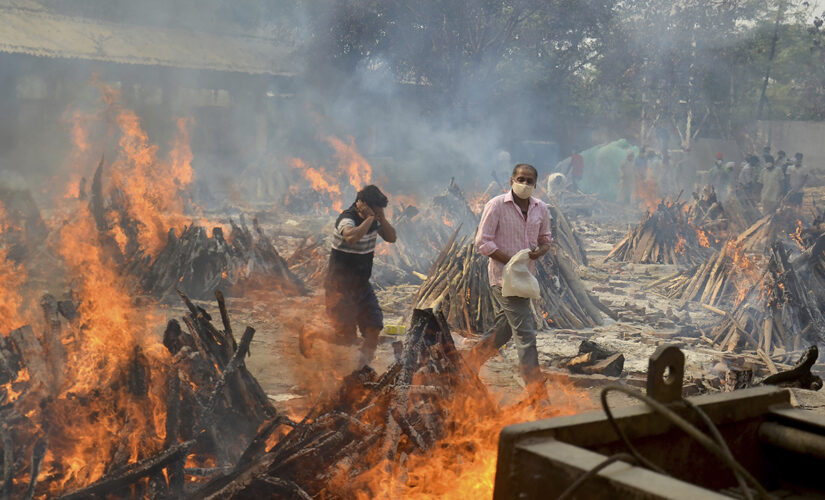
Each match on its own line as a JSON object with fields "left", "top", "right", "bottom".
{"left": 0, "top": 6, "right": 296, "bottom": 76}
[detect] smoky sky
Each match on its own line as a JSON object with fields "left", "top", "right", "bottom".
{"left": 0, "top": 0, "right": 819, "bottom": 208}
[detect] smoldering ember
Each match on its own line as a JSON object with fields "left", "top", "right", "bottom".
{"left": 5, "top": 2, "right": 825, "bottom": 500}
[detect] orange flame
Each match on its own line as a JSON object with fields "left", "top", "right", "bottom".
{"left": 727, "top": 239, "right": 760, "bottom": 306}
{"left": 325, "top": 135, "right": 372, "bottom": 190}
{"left": 635, "top": 177, "right": 661, "bottom": 212}
{"left": 0, "top": 201, "right": 28, "bottom": 334}
{"left": 288, "top": 158, "right": 343, "bottom": 212}
{"left": 38, "top": 207, "right": 170, "bottom": 493}
{"left": 109, "top": 103, "right": 194, "bottom": 257}
{"left": 674, "top": 235, "right": 686, "bottom": 254}
{"left": 791, "top": 220, "right": 804, "bottom": 250}
{"left": 347, "top": 377, "right": 591, "bottom": 499}
{"left": 696, "top": 229, "right": 710, "bottom": 248}
{"left": 287, "top": 136, "right": 375, "bottom": 213}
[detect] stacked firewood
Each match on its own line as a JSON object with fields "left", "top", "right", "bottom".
{"left": 189, "top": 308, "right": 498, "bottom": 499}
{"left": 87, "top": 159, "right": 305, "bottom": 300}
{"left": 605, "top": 198, "right": 711, "bottom": 266}
{"left": 137, "top": 217, "right": 306, "bottom": 301}
{"left": 656, "top": 239, "right": 763, "bottom": 308}
{"left": 725, "top": 186, "right": 762, "bottom": 234}
{"left": 286, "top": 236, "right": 329, "bottom": 286}
{"left": 373, "top": 178, "right": 480, "bottom": 285}
{"left": 707, "top": 242, "right": 825, "bottom": 356}
{"left": 1, "top": 291, "right": 275, "bottom": 499}
{"left": 686, "top": 186, "right": 727, "bottom": 247}
{"left": 548, "top": 203, "right": 588, "bottom": 266}
{"left": 791, "top": 232, "right": 825, "bottom": 308}
{"left": 414, "top": 233, "right": 603, "bottom": 333}
{"left": 734, "top": 212, "right": 787, "bottom": 255}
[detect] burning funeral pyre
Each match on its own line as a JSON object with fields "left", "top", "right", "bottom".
{"left": 605, "top": 197, "right": 713, "bottom": 266}
{"left": 658, "top": 238, "right": 763, "bottom": 309}
{"left": 188, "top": 308, "right": 585, "bottom": 499}
{"left": 87, "top": 159, "right": 305, "bottom": 301}
{"left": 0, "top": 80, "right": 600, "bottom": 500}
{"left": 707, "top": 242, "right": 825, "bottom": 356}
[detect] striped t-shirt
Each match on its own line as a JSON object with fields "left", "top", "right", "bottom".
{"left": 331, "top": 217, "right": 379, "bottom": 254}
{"left": 326, "top": 206, "right": 381, "bottom": 288}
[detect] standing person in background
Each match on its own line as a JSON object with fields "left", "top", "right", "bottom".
{"left": 467, "top": 163, "right": 554, "bottom": 413}
{"left": 568, "top": 153, "right": 584, "bottom": 190}
{"left": 776, "top": 151, "right": 788, "bottom": 173}
{"left": 759, "top": 155, "right": 785, "bottom": 214}
{"left": 738, "top": 155, "right": 761, "bottom": 200}
{"left": 324, "top": 185, "right": 397, "bottom": 367}
{"left": 617, "top": 151, "right": 635, "bottom": 205}
{"left": 707, "top": 153, "right": 731, "bottom": 194}
{"left": 786, "top": 153, "right": 808, "bottom": 207}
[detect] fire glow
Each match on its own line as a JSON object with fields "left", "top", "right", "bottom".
{"left": 288, "top": 135, "right": 374, "bottom": 214}
{"left": 0, "top": 83, "right": 195, "bottom": 496}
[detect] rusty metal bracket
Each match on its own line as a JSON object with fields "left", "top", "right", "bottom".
{"left": 646, "top": 344, "right": 684, "bottom": 404}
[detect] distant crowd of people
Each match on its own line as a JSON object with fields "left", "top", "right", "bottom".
{"left": 704, "top": 146, "right": 808, "bottom": 214}
{"left": 613, "top": 145, "right": 809, "bottom": 215}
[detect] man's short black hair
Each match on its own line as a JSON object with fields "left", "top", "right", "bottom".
{"left": 356, "top": 185, "right": 388, "bottom": 208}
{"left": 764, "top": 154, "right": 775, "bottom": 165}
{"left": 747, "top": 154, "right": 759, "bottom": 166}
{"left": 512, "top": 163, "right": 538, "bottom": 178}
{"left": 796, "top": 152, "right": 804, "bottom": 159}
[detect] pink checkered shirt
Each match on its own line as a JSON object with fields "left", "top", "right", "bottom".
{"left": 475, "top": 191, "right": 553, "bottom": 287}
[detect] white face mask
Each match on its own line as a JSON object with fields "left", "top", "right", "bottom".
{"left": 512, "top": 182, "right": 535, "bottom": 199}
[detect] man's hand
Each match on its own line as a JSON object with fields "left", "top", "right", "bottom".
{"left": 490, "top": 249, "right": 511, "bottom": 265}
{"left": 356, "top": 200, "right": 375, "bottom": 219}
{"left": 529, "top": 244, "right": 551, "bottom": 260}
{"left": 372, "top": 203, "right": 397, "bottom": 242}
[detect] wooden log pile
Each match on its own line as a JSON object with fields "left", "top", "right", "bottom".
{"left": 792, "top": 232, "right": 825, "bottom": 309}
{"left": 733, "top": 212, "right": 787, "bottom": 255}
{"left": 372, "top": 178, "right": 480, "bottom": 286}
{"left": 656, "top": 238, "right": 764, "bottom": 308}
{"left": 686, "top": 185, "right": 727, "bottom": 247}
{"left": 725, "top": 186, "right": 762, "bottom": 234}
{"left": 285, "top": 236, "right": 329, "bottom": 286}
{"left": 88, "top": 158, "right": 305, "bottom": 300}
{"left": 413, "top": 234, "right": 603, "bottom": 334}
{"left": 188, "top": 308, "right": 498, "bottom": 499}
{"left": 0, "top": 290, "right": 275, "bottom": 499}
{"left": 605, "top": 198, "right": 711, "bottom": 266}
{"left": 137, "top": 217, "right": 306, "bottom": 301}
{"left": 548, "top": 203, "right": 588, "bottom": 266}
{"left": 707, "top": 242, "right": 825, "bottom": 356}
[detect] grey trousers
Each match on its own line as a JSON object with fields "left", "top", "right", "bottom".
{"left": 483, "top": 285, "right": 541, "bottom": 384}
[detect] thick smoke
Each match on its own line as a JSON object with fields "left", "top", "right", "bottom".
{"left": 0, "top": 0, "right": 821, "bottom": 209}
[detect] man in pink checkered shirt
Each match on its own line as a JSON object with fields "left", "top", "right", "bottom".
{"left": 467, "top": 163, "right": 553, "bottom": 409}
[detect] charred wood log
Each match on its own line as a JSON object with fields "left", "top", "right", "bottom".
{"left": 56, "top": 439, "right": 196, "bottom": 500}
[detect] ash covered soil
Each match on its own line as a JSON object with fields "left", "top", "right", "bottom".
{"left": 168, "top": 207, "right": 825, "bottom": 416}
